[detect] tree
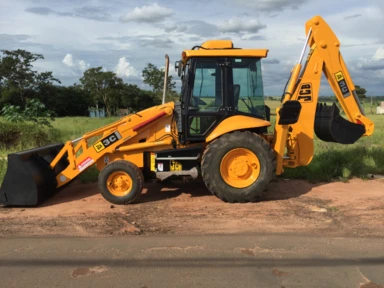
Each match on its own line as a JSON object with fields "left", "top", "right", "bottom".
{"left": 1, "top": 98, "right": 55, "bottom": 127}
{"left": 119, "top": 84, "right": 161, "bottom": 113}
{"left": 80, "top": 67, "right": 124, "bottom": 116}
{"left": 35, "top": 84, "right": 92, "bottom": 116}
{"left": 0, "top": 49, "right": 60, "bottom": 105}
{"left": 355, "top": 85, "right": 367, "bottom": 100}
{"left": 142, "top": 63, "right": 177, "bottom": 102}
{"left": 120, "top": 84, "right": 141, "bottom": 110}
{"left": 136, "top": 90, "right": 162, "bottom": 111}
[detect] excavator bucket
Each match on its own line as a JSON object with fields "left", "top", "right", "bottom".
{"left": 0, "top": 143, "right": 69, "bottom": 206}
{"left": 314, "top": 103, "right": 366, "bottom": 144}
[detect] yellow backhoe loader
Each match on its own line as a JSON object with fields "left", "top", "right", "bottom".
{"left": 0, "top": 16, "right": 375, "bottom": 206}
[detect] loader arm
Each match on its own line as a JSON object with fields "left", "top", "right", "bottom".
{"left": 53, "top": 104, "right": 175, "bottom": 188}
{"left": 0, "top": 103, "right": 176, "bottom": 206}
{"left": 273, "top": 15, "right": 375, "bottom": 175}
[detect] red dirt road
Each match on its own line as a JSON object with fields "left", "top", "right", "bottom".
{"left": 0, "top": 178, "right": 383, "bottom": 237}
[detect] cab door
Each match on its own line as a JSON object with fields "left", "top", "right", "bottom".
{"left": 182, "top": 57, "right": 231, "bottom": 143}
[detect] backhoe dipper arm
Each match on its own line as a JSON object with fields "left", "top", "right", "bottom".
{"left": 273, "top": 15, "right": 375, "bottom": 175}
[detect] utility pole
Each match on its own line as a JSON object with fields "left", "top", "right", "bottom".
{"left": 371, "top": 96, "right": 373, "bottom": 115}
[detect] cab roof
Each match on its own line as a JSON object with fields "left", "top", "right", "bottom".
{"left": 181, "top": 40, "right": 269, "bottom": 62}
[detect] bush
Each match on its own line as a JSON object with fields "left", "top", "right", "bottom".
{"left": 0, "top": 159, "right": 7, "bottom": 183}
{"left": 283, "top": 146, "right": 384, "bottom": 182}
{"left": 0, "top": 120, "right": 62, "bottom": 151}
{"left": 1, "top": 98, "right": 55, "bottom": 128}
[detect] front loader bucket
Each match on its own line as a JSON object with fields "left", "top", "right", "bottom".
{"left": 0, "top": 143, "right": 69, "bottom": 206}
{"left": 314, "top": 103, "right": 365, "bottom": 144}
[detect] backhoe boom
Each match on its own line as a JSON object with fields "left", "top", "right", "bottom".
{"left": 273, "top": 15, "right": 374, "bottom": 175}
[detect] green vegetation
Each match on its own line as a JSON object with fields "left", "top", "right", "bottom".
{"left": 266, "top": 100, "right": 384, "bottom": 182}
{"left": 0, "top": 120, "right": 61, "bottom": 154}
{"left": 0, "top": 116, "right": 118, "bottom": 183}
{"left": 327, "top": 206, "right": 339, "bottom": 213}
{"left": 50, "top": 116, "right": 119, "bottom": 142}
{"left": 1, "top": 49, "right": 177, "bottom": 118}
{"left": 1, "top": 98, "right": 55, "bottom": 128}
{"left": 0, "top": 159, "right": 6, "bottom": 184}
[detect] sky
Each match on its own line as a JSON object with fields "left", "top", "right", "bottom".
{"left": 0, "top": 0, "right": 383, "bottom": 96}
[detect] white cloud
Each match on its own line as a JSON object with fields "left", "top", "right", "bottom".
{"left": 235, "top": 0, "right": 308, "bottom": 12}
{"left": 2, "top": 0, "right": 383, "bottom": 96}
{"left": 62, "top": 53, "right": 90, "bottom": 72}
{"left": 139, "top": 36, "right": 174, "bottom": 48}
{"left": 62, "top": 53, "right": 74, "bottom": 67}
{"left": 219, "top": 18, "right": 266, "bottom": 33}
{"left": 357, "top": 47, "right": 384, "bottom": 71}
{"left": 326, "top": 7, "right": 384, "bottom": 44}
{"left": 164, "top": 23, "right": 188, "bottom": 33}
{"left": 78, "top": 60, "right": 89, "bottom": 71}
{"left": 120, "top": 3, "right": 173, "bottom": 23}
{"left": 359, "top": 60, "right": 384, "bottom": 71}
{"left": 373, "top": 47, "right": 384, "bottom": 60}
{"left": 115, "top": 57, "right": 138, "bottom": 78}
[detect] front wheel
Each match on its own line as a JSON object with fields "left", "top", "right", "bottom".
{"left": 98, "top": 160, "right": 144, "bottom": 205}
{"left": 201, "top": 131, "right": 276, "bottom": 203}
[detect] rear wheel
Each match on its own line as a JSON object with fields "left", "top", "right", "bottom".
{"left": 98, "top": 160, "right": 144, "bottom": 205}
{"left": 201, "top": 131, "right": 276, "bottom": 203}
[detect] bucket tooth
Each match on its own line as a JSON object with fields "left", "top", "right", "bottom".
{"left": 314, "top": 103, "right": 365, "bottom": 144}
{"left": 0, "top": 143, "right": 68, "bottom": 206}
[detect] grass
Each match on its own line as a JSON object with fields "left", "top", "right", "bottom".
{"left": 0, "top": 159, "right": 7, "bottom": 184}
{"left": 327, "top": 206, "right": 339, "bottom": 213}
{"left": 266, "top": 100, "right": 384, "bottom": 182}
{"left": 0, "top": 117, "right": 119, "bottom": 184}
{"left": 0, "top": 100, "right": 383, "bottom": 184}
{"left": 77, "top": 166, "right": 100, "bottom": 184}
{"left": 50, "top": 117, "right": 120, "bottom": 142}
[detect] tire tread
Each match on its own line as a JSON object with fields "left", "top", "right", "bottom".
{"left": 201, "top": 131, "right": 276, "bottom": 203}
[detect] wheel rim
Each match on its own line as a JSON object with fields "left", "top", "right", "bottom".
{"left": 107, "top": 171, "right": 133, "bottom": 196}
{"left": 220, "top": 148, "right": 261, "bottom": 188}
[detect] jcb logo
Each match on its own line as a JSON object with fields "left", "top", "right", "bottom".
{"left": 338, "top": 80, "right": 349, "bottom": 95}
{"left": 102, "top": 135, "right": 117, "bottom": 146}
{"left": 297, "top": 83, "right": 312, "bottom": 102}
{"left": 335, "top": 72, "right": 344, "bottom": 81}
{"left": 94, "top": 131, "right": 122, "bottom": 153}
{"left": 334, "top": 71, "right": 350, "bottom": 97}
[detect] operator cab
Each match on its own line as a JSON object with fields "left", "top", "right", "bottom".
{"left": 174, "top": 40, "right": 270, "bottom": 144}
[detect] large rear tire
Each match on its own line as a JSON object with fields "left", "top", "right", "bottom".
{"left": 201, "top": 131, "right": 276, "bottom": 203}
{"left": 98, "top": 160, "right": 144, "bottom": 205}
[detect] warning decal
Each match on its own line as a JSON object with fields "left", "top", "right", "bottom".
{"left": 78, "top": 157, "right": 95, "bottom": 172}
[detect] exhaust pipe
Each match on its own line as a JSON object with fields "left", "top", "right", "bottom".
{"left": 162, "top": 54, "right": 169, "bottom": 104}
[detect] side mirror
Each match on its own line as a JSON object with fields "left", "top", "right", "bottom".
{"left": 175, "top": 61, "right": 183, "bottom": 77}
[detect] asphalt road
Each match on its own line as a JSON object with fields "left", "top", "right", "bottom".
{"left": 0, "top": 234, "right": 383, "bottom": 288}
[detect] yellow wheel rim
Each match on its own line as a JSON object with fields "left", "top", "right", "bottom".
{"left": 107, "top": 171, "right": 133, "bottom": 196}
{"left": 220, "top": 148, "right": 261, "bottom": 188}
